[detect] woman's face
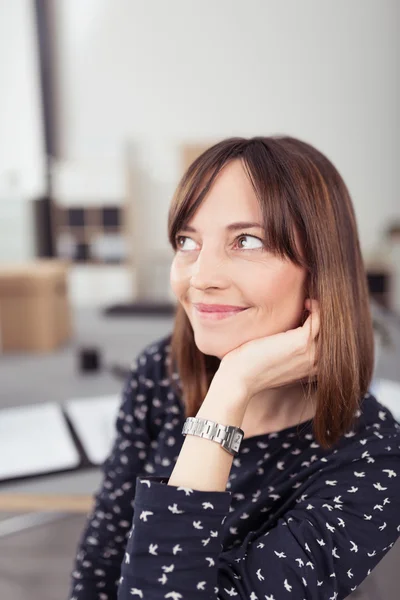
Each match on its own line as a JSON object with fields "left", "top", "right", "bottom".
{"left": 170, "top": 159, "right": 308, "bottom": 359}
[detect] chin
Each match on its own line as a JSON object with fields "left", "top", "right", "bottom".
{"left": 192, "top": 330, "right": 240, "bottom": 360}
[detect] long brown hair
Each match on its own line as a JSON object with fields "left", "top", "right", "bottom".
{"left": 166, "top": 136, "right": 374, "bottom": 449}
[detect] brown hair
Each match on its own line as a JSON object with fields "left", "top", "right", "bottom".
{"left": 166, "top": 136, "right": 374, "bottom": 449}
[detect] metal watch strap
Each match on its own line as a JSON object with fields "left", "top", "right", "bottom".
{"left": 182, "top": 416, "right": 244, "bottom": 456}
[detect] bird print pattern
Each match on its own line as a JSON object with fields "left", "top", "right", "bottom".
{"left": 69, "top": 333, "right": 400, "bottom": 600}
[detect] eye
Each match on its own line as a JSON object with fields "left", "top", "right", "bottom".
{"left": 236, "top": 234, "right": 264, "bottom": 250}
{"left": 175, "top": 235, "right": 197, "bottom": 251}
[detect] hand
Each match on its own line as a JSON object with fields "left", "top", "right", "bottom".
{"left": 215, "top": 299, "right": 320, "bottom": 403}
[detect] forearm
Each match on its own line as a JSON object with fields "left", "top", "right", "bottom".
{"left": 168, "top": 377, "right": 248, "bottom": 491}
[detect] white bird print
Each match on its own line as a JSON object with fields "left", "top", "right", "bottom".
{"left": 283, "top": 579, "right": 292, "bottom": 592}
{"left": 124, "top": 552, "right": 130, "bottom": 564}
{"left": 364, "top": 514, "right": 373, "bottom": 520}
{"left": 250, "top": 593, "right": 258, "bottom": 600}
{"left": 256, "top": 568, "right": 265, "bottom": 581}
{"left": 350, "top": 541, "right": 358, "bottom": 552}
{"left": 177, "top": 486, "right": 194, "bottom": 496}
{"left": 348, "top": 486, "right": 358, "bottom": 493}
{"left": 224, "top": 587, "right": 238, "bottom": 596}
{"left": 306, "top": 561, "right": 314, "bottom": 569}
{"left": 240, "top": 512, "right": 250, "bottom": 519}
{"left": 330, "top": 592, "right": 338, "bottom": 600}
{"left": 234, "top": 493, "right": 245, "bottom": 500}
{"left": 302, "top": 576, "right": 307, "bottom": 586}
{"left": 265, "top": 595, "right": 275, "bottom": 600}
{"left": 257, "top": 542, "right": 265, "bottom": 548}
{"left": 193, "top": 520, "right": 203, "bottom": 529}
{"left": 326, "top": 480, "right": 337, "bottom": 486}
{"left": 139, "top": 510, "right": 154, "bottom": 522}
{"left": 323, "top": 503, "right": 334, "bottom": 511}
{"left": 317, "top": 580, "right": 323, "bottom": 586}
{"left": 332, "top": 547, "right": 340, "bottom": 558}
{"left": 158, "top": 573, "right": 167, "bottom": 584}
{"left": 269, "top": 494, "right": 281, "bottom": 501}
{"left": 337, "top": 518, "right": 346, "bottom": 527}
{"left": 202, "top": 502, "right": 214, "bottom": 510}
{"left": 378, "top": 410, "right": 387, "bottom": 420}
{"left": 210, "top": 530, "right": 218, "bottom": 537}
{"left": 165, "top": 593, "right": 183, "bottom": 600}
{"left": 162, "top": 564, "right": 175, "bottom": 573}
{"left": 348, "top": 569, "right": 353, "bottom": 579}
{"left": 374, "top": 482, "right": 387, "bottom": 491}
{"left": 149, "top": 543, "right": 158, "bottom": 555}
{"left": 374, "top": 504, "right": 383, "bottom": 511}
{"left": 379, "top": 522, "right": 387, "bottom": 531}
{"left": 383, "top": 469, "right": 396, "bottom": 478}
{"left": 205, "top": 557, "right": 215, "bottom": 567}
{"left": 305, "top": 543, "right": 311, "bottom": 552}
{"left": 196, "top": 581, "right": 206, "bottom": 590}
{"left": 295, "top": 558, "right": 304, "bottom": 567}
{"left": 367, "top": 550, "right": 376, "bottom": 557}
{"left": 292, "top": 448, "right": 301, "bottom": 455}
{"left": 317, "top": 538, "right": 326, "bottom": 546}
{"left": 257, "top": 441, "right": 269, "bottom": 448}
{"left": 354, "top": 471, "right": 365, "bottom": 478}
{"left": 277, "top": 461, "right": 285, "bottom": 470}
{"left": 139, "top": 479, "right": 151, "bottom": 487}
{"left": 202, "top": 538, "right": 210, "bottom": 546}
{"left": 129, "top": 589, "right": 143, "bottom": 598}
{"left": 274, "top": 551, "right": 286, "bottom": 558}
{"left": 383, "top": 497, "right": 391, "bottom": 505}
{"left": 168, "top": 503, "right": 184, "bottom": 514}
{"left": 229, "top": 527, "right": 238, "bottom": 535}
{"left": 172, "top": 544, "right": 182, "bottom": 555}
{"left": 326, "top": 523, "right": 336, "bottom": 532}
{"left": 333, "top": 495, "right": 342, "bottom": 503}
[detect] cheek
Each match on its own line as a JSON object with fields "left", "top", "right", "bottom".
{"left": 248, "top": 264, "right": 305, "bottom": 307}
{"left": 170, "top": 261, "right": 188, "bottom": 297}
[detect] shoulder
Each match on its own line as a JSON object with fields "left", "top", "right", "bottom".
{"left": 129, "top": 333, "right": 174, "bottom": 380}
{"left": 124, "top": 332, "right": 182, "bottom": 407}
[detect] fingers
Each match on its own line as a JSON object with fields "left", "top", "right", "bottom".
{"left": 304, "top": 299, "right": 320, "bottom": 340}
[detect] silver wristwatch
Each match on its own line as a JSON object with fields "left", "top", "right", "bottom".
{"left": 182, "top": 416, "right": 244, "bottom": 456}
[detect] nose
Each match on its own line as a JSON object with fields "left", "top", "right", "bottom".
{"left": 189, "top": 247, "right": 229, "bottom": 291}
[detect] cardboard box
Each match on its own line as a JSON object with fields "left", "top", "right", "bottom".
{"left": 0, "top": 259, "right": 72, "bottom": 352}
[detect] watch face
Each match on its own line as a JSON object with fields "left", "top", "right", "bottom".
{"left": 232, "top": 432, "right": 242, "bottom": 452}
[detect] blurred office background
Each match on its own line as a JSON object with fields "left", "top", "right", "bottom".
{"left": 0, "top": 1, "right": 400, "bottom": 599}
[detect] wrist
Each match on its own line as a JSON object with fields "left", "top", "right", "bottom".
{"left": 196, "top": 374, "right": 249, "bottom": 426}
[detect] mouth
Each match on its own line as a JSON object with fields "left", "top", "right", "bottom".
{"left": 193, "top": 305, "right": 250, "bottom": 321}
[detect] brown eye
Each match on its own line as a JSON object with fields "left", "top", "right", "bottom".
{"left": 236, "top": 234, "right": 264, "bottom": 250}
{"left": 175, "top": 235, "right": 196, "bottom": 251}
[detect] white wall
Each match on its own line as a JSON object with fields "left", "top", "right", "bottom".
{"left": 0, "top": 0, "right": 46, "bottom": 262}
{"left": 51, "top": 0, "right": 400, "bottom": 259}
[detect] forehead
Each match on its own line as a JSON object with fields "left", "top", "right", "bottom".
{"left": 187, "top": 160, "right": 263, "bottom": 227}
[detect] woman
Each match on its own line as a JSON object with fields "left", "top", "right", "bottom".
{"left": 69, "top": 136, "right": 400, "bottom": 600}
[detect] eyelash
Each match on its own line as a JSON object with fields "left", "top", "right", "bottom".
{"left": 175, "top": 233, "right": 265, "bottom": 251}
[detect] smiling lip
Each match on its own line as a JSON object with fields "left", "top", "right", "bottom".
{"left": 193, "top": 303, "right": 248, "bottom": 313}
{"left": 193, "top": 303, "right": 249, "bottom": 321}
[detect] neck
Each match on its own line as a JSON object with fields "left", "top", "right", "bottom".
{"left": 242, "top": 383, "right": 316, "bottom": 437}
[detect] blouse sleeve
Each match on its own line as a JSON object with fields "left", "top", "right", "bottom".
{"left": 69, "top": 349, "right": 158, "bottom": 600}
{"left": 117, "top": 432, "right": 400, "bottom": 600}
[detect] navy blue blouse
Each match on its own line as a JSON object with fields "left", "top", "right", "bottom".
{"left": 69, "top": 334, "right": 400, "bottom": 600}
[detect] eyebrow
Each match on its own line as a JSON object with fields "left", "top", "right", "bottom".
{"left": 179, "top": 221, "right": 264, "bottom": 233}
